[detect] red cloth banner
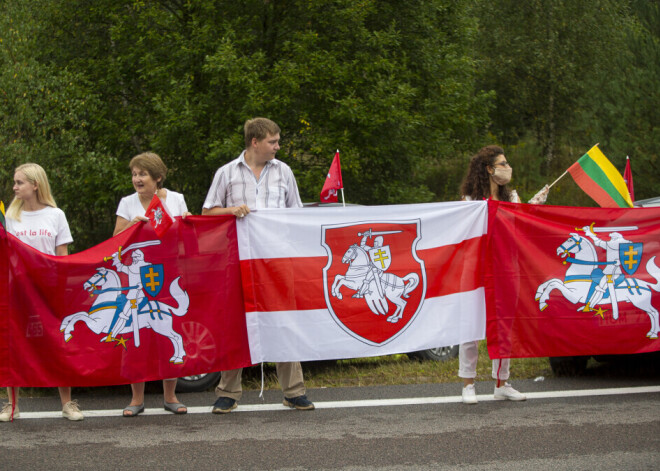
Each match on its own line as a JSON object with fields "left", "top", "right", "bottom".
{"left": 485, "top": 200, "right": 660, "bottom": 359}
{"left": 0, "top": 216, "right": 251, "bottom": 387}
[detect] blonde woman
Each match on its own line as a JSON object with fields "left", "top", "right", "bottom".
{"left": 1, "top": 163, "right": 84, "bottom": 422}
{"left": 113, "top": 152, "right": 190, "bottom": 417}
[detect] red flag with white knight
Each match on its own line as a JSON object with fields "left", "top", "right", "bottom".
{"left": 146, "top": 193, "right": 174, "bottom": 237}
{"left": 0, "top": 216, "right": 251, "bottom": 387}
{"left": 320, "top": 150, "right": 343, "bottom": 203}
{"left": 485, "top": 200, "right": 660, "bottom": 360}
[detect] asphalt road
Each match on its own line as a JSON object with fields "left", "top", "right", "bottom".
{"left": 2, "top": 374, "right": 659, "bottom": 470}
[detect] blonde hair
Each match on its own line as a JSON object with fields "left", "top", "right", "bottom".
{"left": 7, "top": 163, "right": 57, "bottom": 222}
{"left": 129, "top": 152, "right": 167, "bottom": 189}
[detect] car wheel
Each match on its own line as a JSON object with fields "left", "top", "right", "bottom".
{"left": 176, "top": 372, "right": 222, "bottom": 393}
{"left": 408, "top": 345, "right": 459, "bottom": 362}
{"left": 549, "top": 356, "right": 589, "bottom": 376}
{"left": 175, "top": 321, "right": 221, "bottom": 393}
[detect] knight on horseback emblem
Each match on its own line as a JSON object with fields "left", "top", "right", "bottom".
{"left": 323, "top": 221, "right": 426, "bottom": 346}
{"left": 151, "top": 206, "right": 166, "bottom": 228}
{"left": 355, "top": 229, "right": 396, "bottom": 300}
{"left": 579, "top": 225, "right": 634, "bottom": 320}
{"left": 60, "top": 239, "right": 190, "bottom": 363}
{"left": 535, "top": 223, "right": 660, "bottom": 339}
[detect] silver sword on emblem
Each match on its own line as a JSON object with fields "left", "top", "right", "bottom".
{"left": 357, "top": 229, "right": 403, "bottom": 237}
{"left": 576, "top": 223, "right": 638, "bottom": 233}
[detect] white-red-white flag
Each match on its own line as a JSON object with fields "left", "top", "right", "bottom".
{"left": 320, "top": 150, "right": 343, "bottom": 203}
{"left": 236, "top": 202, "right": 488, "bottom": 362}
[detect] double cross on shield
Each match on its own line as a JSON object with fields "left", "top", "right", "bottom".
{"left": 140, "top": 264, "right": 165, "bottom": 297}
{"left": 620, "top": 242, "right": 643, "bottom": 275}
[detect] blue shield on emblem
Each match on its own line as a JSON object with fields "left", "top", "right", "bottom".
{"left": 619, "top": 242, "right": 643, "bottom": 275}
{"left": 140, "top": 264, "right": 165, "bottom": 297}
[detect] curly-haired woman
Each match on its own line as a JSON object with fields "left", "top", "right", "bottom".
{"left": 458, "top": 145, "right": 548, "bottom": 404}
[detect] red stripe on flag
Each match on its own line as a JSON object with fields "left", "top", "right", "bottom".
{"left": 568, "top": 163, "right": 619, "bottom": 207}
{"left": 422, "top": 236, "right": 484, "bottom": 298}
{"left": 240, "top": 235, "right": 485, "bottom": 313}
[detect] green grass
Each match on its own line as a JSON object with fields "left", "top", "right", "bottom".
{"left": 242, "top": 343, "right": 553, "bottom": 390}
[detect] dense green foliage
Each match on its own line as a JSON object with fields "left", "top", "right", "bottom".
{"left": 1, "top": 0, "right": 657, "bottom": 250}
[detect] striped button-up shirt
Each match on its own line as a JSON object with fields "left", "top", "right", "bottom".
{"left": 203, "top": 151, "right": 302, "bottom": 210}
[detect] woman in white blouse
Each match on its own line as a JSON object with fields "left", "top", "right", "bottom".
{"left": 114, "top": 152, "right": 190, "bottom": 417}
{"left": 458, "top": 145, "right": 548, "bottom": 405}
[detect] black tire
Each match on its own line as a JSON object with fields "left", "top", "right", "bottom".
{"left": 549, "top": 356, "right": 589, "bottom": 376}
{"left": 175, "top": 372, "right": 222, "bottom": 393}
{"left": 408, "top": 345, "right": 459, "bottom": 362}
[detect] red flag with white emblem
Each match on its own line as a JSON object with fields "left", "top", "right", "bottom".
{"left": 0, "top": 217, "right": 251, "bottom": 387}
{"left": 320, "top": 150, "right": 343, "bottom": 203}
{"left": 145, "top": 194, "right": 174, "bottom": 238}
{"left": 485, "top": 200, "right": 660, "bottom": 359}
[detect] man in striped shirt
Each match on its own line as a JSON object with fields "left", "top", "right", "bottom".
{"left": 202, "top": 117, "right": 314, "bottom": 414}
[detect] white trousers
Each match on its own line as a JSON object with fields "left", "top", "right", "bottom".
{"left": 458, "top": 341, "right": 510, "bottom": 380}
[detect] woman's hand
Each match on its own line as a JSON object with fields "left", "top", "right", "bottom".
{"left": 528, "top": 185, "right": 550, "bottom": 205}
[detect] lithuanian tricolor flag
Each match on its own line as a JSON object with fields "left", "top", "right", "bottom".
{"left": 0, "top": 201, "right": 5, "bottom": 229}
{"left": 567, "top": 145, "right": 633, "bottom": 208}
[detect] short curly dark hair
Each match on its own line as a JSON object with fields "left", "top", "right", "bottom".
{"left": 459, "top": 145, "right": 511, "bottom": 202}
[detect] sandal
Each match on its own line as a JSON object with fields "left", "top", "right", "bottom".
{"left": 164, "top": 402, "right": 187, "bottom": 414}
{"left": 123, "top": 404, "right": 145, "bottom": 417}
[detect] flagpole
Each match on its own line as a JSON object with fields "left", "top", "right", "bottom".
{"left": 548, "top": 143, "right": 599, "bottom": 190}
{"left": 548, "top": 170, "right": 567, "bottom": 189}
{"left": 336, "top": 149, "right": 345, "bottom": 207}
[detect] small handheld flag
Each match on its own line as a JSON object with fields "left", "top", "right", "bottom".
{"left": 623, "top": 156, "right": 634, "bottom": 203}
{"left": 145, "top": 194, "right": 173, "bottom": 237}
{"left": 320, "top": 150, "right": 344, "bottom": 204}
{"left": 567, "top": 145, "right": 633, "bottom": 208}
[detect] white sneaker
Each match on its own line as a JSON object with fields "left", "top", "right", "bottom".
{"left": 62, "top": 400, "right": 84, "bottom": 421}
{"left": 494, "top": 383, "right": 526, "bottom": 401}
{"left": 461, "top": 384, "right": 478, "bottom": 404}
{"left": 0, "top": 403, "right": 19, "bottom": 422}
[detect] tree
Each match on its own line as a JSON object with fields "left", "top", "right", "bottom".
{"left": 577, "top": 0, "right": 659, "bottom": 200}
{"left": 474, "top": 0, "right": 630, "bottom": 170}
{"left": 1, "top": 0, "right": 492, "bottom": 251}
{"left": 0, "top": 1, "right": 122, "bottom": 250}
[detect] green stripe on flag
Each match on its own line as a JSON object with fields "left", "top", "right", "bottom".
{"left": 586, "top": 147, "right": 633, "bottom": 206}
{"left": 577, "top": 154, "right": 630, "bottom": 208}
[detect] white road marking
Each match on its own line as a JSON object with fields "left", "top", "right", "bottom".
{"left": 13, "top": 385, "right": 660, "bottom": 420}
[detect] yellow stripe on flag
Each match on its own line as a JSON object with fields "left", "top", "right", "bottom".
{"left": 586, "top": 145, "right": 633, "bottom": 207}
